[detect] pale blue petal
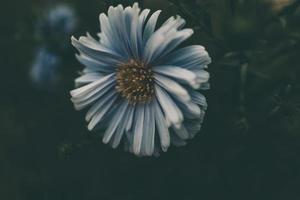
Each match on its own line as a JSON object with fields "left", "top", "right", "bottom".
{"left": 188, "top": 90, "right": 208, "bottom": 109}
{"left": 142, "top": 16, "right": 177, "bottom": 63}
{"left": 155, "top": 29, "right": 193, "bottom": 61}
{"left": 99, "top": 13, "right": 122, "bottom": 54}
{"left": 71, "top": 36, "right": 125, "bottom": 64}
{"left": 70, "top": 73, "right": 115, "bottom": 99}
{"left": 137, "top": 9, "right": 150, "bottom": 56}
{"left": 143, "top": 16, "right": 193, "bottom": 64}
{"left": 160, "top": 15, "right": 186, "bottom": 32}
{"left": 71, "top": 82, "right": 115, "bottom": 110}
{"left": 129, "top": 3, "right": 141, "bottom": 59}
{"left": 111, "top": 105, "right": 134, "bottom": 148}
{"left": 143, "top": 10, "right": 161, "bottom": 45}
{"left": 153, "top": 99, "right": 170, "bottom": 151}
{"left": 126, "top": 104, "right": 135, "bottom": 132}
{"left": 86, "top": 32, "right": 100, "bottom": 44}
{"left": 146, "top": 103, "right": 155, "bottom": 155}
{"left": 174, "top": 99, "right": 201, "bottom": 119}
{"left": 140, "top": 103, "right": 155, "bottom": 156}
{"left": 71, "top": 75, "right": 115, "bottom": 106}
{"left": 160, "top": 45, "right": 211, "bottom": 69}
{"left": 172, "top": 124, "right": 189, "bottom": 140}
{"left": 123, "top": 7, "right": 134, "bottom": 56}
{"left": 107, "top": 5, "right": 131, "bottom": 58}
{"left": 154, "top": 74, "right": 191, "bottom": 102}
{"left": 87, "top": 95, "right": 118, "bottom": 131}
{"left": 155, "top": 85, "right": 183, "bottom": 128}
{"left": 102, "top": 101, "right": 129, "bottom": 143}
{"left": 140, "top": 104, "right": 150, "bottom": 155}
{"left": 97, "top": 32, "right": 110, "bottom": 48}
{"left": 191, "top": 69, "right": 210, "bottom": 84}
{"left": 170, "top": 133, "right": 187, "bottom": 147}
{"left": 133, "top": 104, "right": 144, "bottom": 155}
{"left": 75, "top": 73, "right": 104, "bottom": 87}
{"left": 75, "top": 54, "right": 115, "bottom": 73}
{"left": 124, "top": 131, "right": 134, "bottom": 154}
{"left": 200, "top": 82, "right": 210, "bottom": 90}
{"left": 85, "top": 91, "right": 117, "bottom": 122}
{"left": 153, "top": 66, "right": 200, "bottom": 89}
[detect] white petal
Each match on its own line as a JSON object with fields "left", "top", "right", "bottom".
{"left": 170, "top": 133, "right": 187, "bottom": 147}
{"left": 77, "top": 36, "right": 120, "bottom": 58}
{"left": 102, "top": 101, "right": 129, "bottom": 143}
{"left": 143, "top": 10, "right": 161, "bottom": 45}
{"left": 85, "top": 91, "right": 117, "bottom": 121}
{"left": 153, "top": 66, "right": 199, "bottom": 89}
{"left": 87, "top": 95, "right": 118, "bottom": 131}
{"left": 72, "top": 82, "right": 115, "bottom": 110}
{"left": 140, "top": 103, "right": 156, "bottom": 156}
{"left": 143, "top": 17, "right": 193, "bottom": 64}
{"left": 153, "top": 99, "right": 170, "bottom": 151}
{"left": 70, "top": 73, "right": 115, "bottom": 99}
{"left": 71, "top": 36, "right": 124, "bottom": 64}
{"left": 123, "top": 7, "right": 134, "bottom": 53}
{"left": 191, "top": 69, "right": 210, "bottom": 84}
{"left": 155, "top": 85, "right": 183, "bottom": 128}
{"left": 173, "top": 124, "right": 189, "bottom": 140}
{"left": 75, "top": 73, "right": 104, "bottom": 87}
{"left": 125, "top": 104, "right": 135, "bottom": 132}
{"left": 107, "top": 5, "right": 131, "bottom": 58}
{"left": 111, "top": 105, "right": 134, "bottom": 148}
{"left": 124, "top": 131, "right": 134, "bottom": 154}
{"left": 75, "top": 54, "right": 115, "bottom": 73}
{"left": 99, "top": 13, "right": 122, "bottom": 54}
{"left": 160, "top": 15, "right": 186, "bottom": 32}
{"left": 71, "top": 74, "right": 115, "bottom": 106}
{"left": 133, "top": 105, "right": 145, "bottom": 155}
{"left": 147, "top": 103, "right": 156, "bottom": 155}
{"left": 156, "top": 29, "right": 194, "bottom": 60}
{"left": 185, "top": 119, "right": 202, "bottom": 138}
{"left": 129, "top": 4, "right": 141, "bottom": 59}
{"left": 176, "top": 99, "right": 201, "bottom": 119}
{"left": 154, "top": 73, "right": 190, "bottom": 102}
{"left": 97, "top": 32, "right": 109, "bottom": 47}
{"left": 188, "top": 90, "right": 208, "bottom": 109}
{"left": 200, "top": 82, "right": 210, "bottom": 90}
{"left": 162, "top": 45, "right": 211, "bottom": 69}
{"left": 140, "top": 104, "right": 150, "bottom": 155}
{"left": 142, "top": 16, "right": 177, "bottom": 63}
{"left": 137, "top": 9, "right": 150, "bottom": 55}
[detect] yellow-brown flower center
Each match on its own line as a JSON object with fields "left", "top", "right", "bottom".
{"left": 116, "top": 60, "right": 154, "bottom": 104}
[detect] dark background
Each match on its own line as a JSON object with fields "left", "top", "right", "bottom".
{"left": 1, "top": 0, "right": 300, "bottom": 199}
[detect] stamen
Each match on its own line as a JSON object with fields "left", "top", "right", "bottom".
{"left": 116, "top": 59, "right": 154, "bottom": 104}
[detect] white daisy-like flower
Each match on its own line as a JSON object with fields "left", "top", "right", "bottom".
{"left": 70, "top": 3, "right": 211, "bottom": 156}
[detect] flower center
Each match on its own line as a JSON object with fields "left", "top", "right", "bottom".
{"left": 116, "top": 60, "right": 154, "bottom": 104}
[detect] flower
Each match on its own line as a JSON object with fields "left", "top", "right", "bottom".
{"left": 70, "top": 3, "right": 211, "bottom": 156}
{"left": 30, "top": 47, "right": 61, "bottom": 89}
{"left": 37, "top": 4, "right": 76, "bottom": 39}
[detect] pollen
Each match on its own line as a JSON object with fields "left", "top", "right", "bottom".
{"left": 116, "top": 59, "right": 155, "bottom": 104}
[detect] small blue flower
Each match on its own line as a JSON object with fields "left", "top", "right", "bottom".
{"left": 70, "top": 3, "right": 211, "bottom": 156}
{"left": 30, "top": 48, "right": 60, "bottom": 89}
{"left": 37, "top": 4, "right": 76, "bottom": 38}
{"left": 48, "top": 5, "right": 76, "bottom": 35}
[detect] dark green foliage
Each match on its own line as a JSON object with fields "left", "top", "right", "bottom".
{"left": 0, "top": 0, "right": 300, "bottom": 199}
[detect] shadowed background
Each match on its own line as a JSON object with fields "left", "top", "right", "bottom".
{"left": 1, "top": 0, "right": 300, "bottom": 199}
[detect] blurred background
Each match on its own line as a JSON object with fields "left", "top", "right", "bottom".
{"left": 1, "top": 0, "right": 300, "bottom": 199}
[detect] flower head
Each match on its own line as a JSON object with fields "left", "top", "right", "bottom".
{"left": 70, "top": 3, "right": 211, "bottom": 156}
{"left": 37, "top": 4, "right": 76, "bottom": 38}
{"left": 30, "top": 47, "right": 61, "bottom": 89}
